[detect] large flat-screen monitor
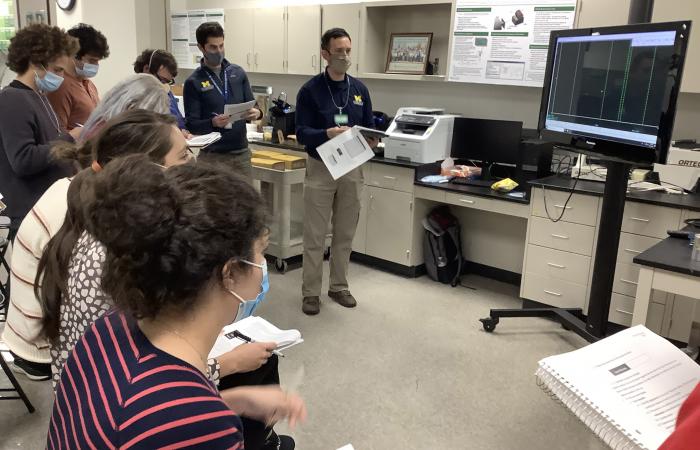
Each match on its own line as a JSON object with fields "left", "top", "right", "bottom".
{"left": 538, "top": 21, "right": 691, "bottom": 164}
{"left": 450, "top": 117, "right": 523, "bottom": 165}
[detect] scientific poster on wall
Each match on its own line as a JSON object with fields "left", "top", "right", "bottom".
{"left": 448, "top": 0, "right": 576, "bottom": 87}
{"left": 170, "top": 9, "right": 225, "bottom": 70}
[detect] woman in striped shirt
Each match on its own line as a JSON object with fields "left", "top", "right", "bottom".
{"left": 46, "top": 155, "right": 306, "bottom": 449}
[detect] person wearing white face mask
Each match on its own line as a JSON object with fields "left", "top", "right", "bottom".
{"left": 0, "top": 24, "right": 80, "bottom": 241}
{"left": 46, "top": 155, "right": 305, "bottom": 449}
{"left": 296, "top": 28, "right": 379, "bottom": 315}
{"left": 47, "top": 23, "right": 109, "bottom": 132}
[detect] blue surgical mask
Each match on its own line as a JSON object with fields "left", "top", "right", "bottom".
{"left": 34, "top": 66, "right": 64, "bottom": 93}
{"left": 227, "top": 259, "right": 269, "bottom": 322}
{"left": 204, "top": 50, "right": 224, "bottom": 67}
{"left": 75, "top": 61, "right": 99, "bottom": 78}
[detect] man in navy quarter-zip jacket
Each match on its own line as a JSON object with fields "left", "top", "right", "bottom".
{"left": 184, "top": 21, "right": 262, "bottom": 181}
{"left": 296, "top": 28, "right": 379, "bottom": 316}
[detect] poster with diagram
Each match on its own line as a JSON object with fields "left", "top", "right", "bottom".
{"left": 170, "top": 9, "right": 225, "bottom": 70}
{"left": 448, "top": 0, "right": 576, "bottom": 87}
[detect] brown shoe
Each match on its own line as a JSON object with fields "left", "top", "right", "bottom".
{"left": 302, "top": 296, "right": 320, "bottom": 315}
{"left": 328, "top": 290, "right": 357, "bottom": 308}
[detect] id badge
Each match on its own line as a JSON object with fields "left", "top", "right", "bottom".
{"left": 334, "top": 114, "right": 349, "bottom": 126}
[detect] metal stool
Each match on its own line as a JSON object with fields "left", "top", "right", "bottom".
{"left": 0, "top": 216, "right": 11, "bottom": 321}
{"left": 0, "top": 344, "right": 35, "bottom": 413}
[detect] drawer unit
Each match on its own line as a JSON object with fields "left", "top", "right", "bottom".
{"left": 445, "top": 192, "right": 529, "bottom": 218}
{"left": 612, "top": 262, "right": 668, "bottom": 303}
{"left": 414, "top": 186, "right": 446, "bottom": 202}
{"left": 616, "top": 233, "right": 660, "bottom": 264}
{"left": 528, "top": 216, "right": 596, "bottom": 256}
{"left": 531, "top": 188, "right": 599, "bottom": 226}
{"left": 524, "top": 244, "right": 591, "bottom": 285}
{"left": 521, "top": 272, "right": 587, "bottom": 309}
{"left": 609, "top": 293, "right": 664, "bottom": 333}
{"left": 621, "top": 202, "right": 681, "bottom": 238}
{"left": 367, "top": 163, "right": 415, "bottom": 193}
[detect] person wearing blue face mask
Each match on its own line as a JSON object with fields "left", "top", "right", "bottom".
{"left": 44, "top": 155, "right": 304, "bottom": 450}
{"left": 0, "top": 24, "right": 81, "bottom": 241}
{"left": 47, "top": 23, "right": 110, "bottom": 132}
{"left": 184, "top": 21, "right": 263, "bottom": 182}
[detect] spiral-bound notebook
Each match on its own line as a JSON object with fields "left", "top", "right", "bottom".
{"left": 536, "top": 325, "right": 700, "bottom": 449}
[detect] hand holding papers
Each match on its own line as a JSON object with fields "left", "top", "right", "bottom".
{"left": 317, "top": 126, "right": 376, "bottom": 180}
{"left": 209, "top": 316, "right": 303, "bottom": 359}
{"left": 223, "top": 100, "right": 257, "bottom": 129}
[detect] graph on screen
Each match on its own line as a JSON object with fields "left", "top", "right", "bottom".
{"left": 544, "top": 31, "right": 676, "bottom": 147}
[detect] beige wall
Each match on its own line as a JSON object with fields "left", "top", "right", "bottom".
{"left": 172, "top": 0, "right": 700, "bottom": 140}
{"left": 55, "top": 0, "right": 166, "bottom": 94}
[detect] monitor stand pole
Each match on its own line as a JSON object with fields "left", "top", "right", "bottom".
{"left": 479, "top": 159, "right": 631, "bottom": 343}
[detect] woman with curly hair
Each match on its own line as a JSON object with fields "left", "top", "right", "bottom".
{"left": 0, "top": 24, "right": 81, "bottom": 238}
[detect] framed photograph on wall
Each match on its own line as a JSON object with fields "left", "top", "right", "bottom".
{"left": 385, "top": 33, "right": 433, "bottom": 75}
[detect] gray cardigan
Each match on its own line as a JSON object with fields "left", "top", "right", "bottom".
{"left": 0, "top": 80, "right": 73, "bottom": 227}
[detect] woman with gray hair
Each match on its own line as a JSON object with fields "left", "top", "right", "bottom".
{"left": 78, "top": 72, "right": 170, "bottom": 142}
{"left": 3, "top": 73, "right": 171, "bottom": 381}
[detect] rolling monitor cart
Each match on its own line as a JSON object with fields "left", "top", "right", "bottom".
{"left": 450, "top": 118, "right": 523, "bottom": 187}
{"left": 480, "top": 20, "right": 692, "bottom": 341}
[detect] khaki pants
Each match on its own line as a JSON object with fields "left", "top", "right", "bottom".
{"left": 302, "top": 157, "right": 363, "bottom": 297}
{"left": 197, "top": 148, "right": 252, "bottom": 183}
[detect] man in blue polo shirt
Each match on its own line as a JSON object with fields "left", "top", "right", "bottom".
{"left": 184, "top": 22, "right": 262, "bottom": 180}
{"left": 296, "top": 28, "right": 378, "bottom": 316}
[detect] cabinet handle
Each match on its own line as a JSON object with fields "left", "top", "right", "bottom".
{"left": 254, "top": 53, "right": 259, "bottom": 67}
{"left": 312, "top": 54, "right": 316, "bottom": 69}
{"left": 406, "top": 250, "right": 410, "bottom": 261}
{"left": 624, "top": 248, "right": 642, "bottom": 254}
{"left": 547, "top": 262, "right": 566, "bottom": 269}
{"left": 620, "top": 278, "right": 638, "bottom": 285}
{"left": 383, "top": 176, "right": 396, "bottom": 180}
{"left": 544, "top": 290, "right": 562, "bottom": 297}
{"left": 551, "top": 234, "right": 569, "bottom": 240}
{"left": 615, "top": 308, "right": 633, "bottom": 316}
{"left": 247, "top": 53, "right": 251, "bottom": 66}
{"left": 553, "top": 204, "right": 572, "bottom": 210}
{"left": 459, "top": 199, "right": 475, "bottom": 204}
{"left": 630, "top": 217, "right": 650, "bottom": 223}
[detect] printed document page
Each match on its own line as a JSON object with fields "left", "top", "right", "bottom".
{"left": 224, "top": 100, "right": 257, "bottom": 127}
{"left": 317, "top": 126, "right": 375, "bottom": 180}
{"left": 539, "top": 326, "right": 700, "bottom": 449}
{"left": 209, "top": 316, "right": 303, "bottom": 359}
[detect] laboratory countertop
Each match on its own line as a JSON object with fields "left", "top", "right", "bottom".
{"left": 634, "top": 229, "right": 700, "bottom": 277}
{"left": 248, "top": 138, "right": 423, "bottom": 169}
{"left": 532, "top": 175, "right": 700, "bottom": 212}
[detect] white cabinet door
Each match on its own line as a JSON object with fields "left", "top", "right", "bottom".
{"left": 576, "top": 0, "right": 631, "bottom": 28}
{"left": 667, "top": 295, "right": 700, "bottom": 343}
{"left": 653, "top": 0, "right": 700, "bottom": 93}
{"left": 253, "top": 7, "right": 285, "bottom": 74}
{"left": 286, "top": 5, "right": 321, "bottom": 76}
{"left": 321, "top": 3, "right": 362, "bottom": 76}
{"left": 225, "top": 8, "right": 255, "bottom": 71}
{"left": 365, "top": 186, "right": 413, "bottom": 265}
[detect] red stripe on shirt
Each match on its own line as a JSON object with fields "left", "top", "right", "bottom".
{"left": 64, "top": 363, "right": 99, "bottom": 450}
{"left": 119, "top": 396, "right": 223, "bottom": 430}
{"left": 15, "top": 234, "right": 41, "bottom": 260}
{"left": 58, "top": 381, "right": 82, "bottom": 449}
{"left": 124, "top": 381, "right": 213, "bottom": 408}
{"left": 81, "top": 335, "right": 117, "bottom": 429}
{"left": 120, "top": 410, "right": 236, "bottom": 450}
{"left": 131, "top": 364, "right": 216, "bottom": 391}
{"left": 104, "top": 315, "right": 132, "bottom": 382}
{"left": 92, "top": 322, "right": 123, "bottom": 405}
{"left": 158, "top": 428, "right": 240, "bottom": 450}
{"left": 72, "top": 340, "right": 117, "bottom": 449}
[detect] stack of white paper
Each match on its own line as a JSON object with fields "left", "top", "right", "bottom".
{"left": 209, "top": 316, "right": 303, "bottom": 359}
{"left": 187, "top": 132, "right": 221, "bottom": 148}
{"left": 317, "top": 126, "right": 375, "bottom": 180}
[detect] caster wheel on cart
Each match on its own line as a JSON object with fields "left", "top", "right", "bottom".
{"left": 479, "top": 317, "right": 498, "bottom": 332}
{"left": 275, "top": 259, "right": 288, "bottom": 274}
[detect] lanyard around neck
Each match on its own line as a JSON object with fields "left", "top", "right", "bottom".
{"left": 324, "top": 72, "right": 350, "bottom": 114}
{"left": 205, "top": 67, "right": 228, "bottom": 100}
